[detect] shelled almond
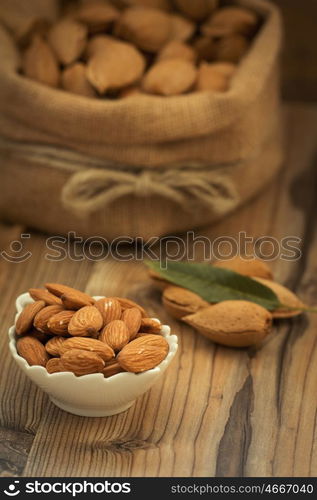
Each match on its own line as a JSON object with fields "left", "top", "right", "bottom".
{"left": 19, "top": 0, "right": 261, "bottom": 98}
{"left": 15, "top": 283, "right": 168, "bottom": 376}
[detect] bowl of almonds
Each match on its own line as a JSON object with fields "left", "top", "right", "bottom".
{"left": 8, "top": 284, "right": 178, "bottom": 417}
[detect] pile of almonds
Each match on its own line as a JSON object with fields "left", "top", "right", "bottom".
{"left": 17, "top": 0, "right": 260, "bottom": 98}
{"left": 149, "top": 257, "right": 306, "bottom": 348}
{"left": 15, "top": 283, "right": 169, "bottom": 376}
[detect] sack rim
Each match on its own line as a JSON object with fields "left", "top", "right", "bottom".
{"left": 0, "top": 0, "right": 282, "bottom": 145}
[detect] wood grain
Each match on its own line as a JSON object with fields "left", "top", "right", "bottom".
{"left": 0, "top": 104, "right": 317, "bottom": 477}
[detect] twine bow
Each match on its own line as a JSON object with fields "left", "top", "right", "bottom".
{"left": 61, "top": 168, "right": 239, "bottom": 215}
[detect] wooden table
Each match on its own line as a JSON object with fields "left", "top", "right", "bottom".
{"left": 0, "top": 104, "right": 316, "bottom": 478}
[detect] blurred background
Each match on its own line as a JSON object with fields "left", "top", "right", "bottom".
{"left": 271, "top": 0, "right": 317, "bottom": 102}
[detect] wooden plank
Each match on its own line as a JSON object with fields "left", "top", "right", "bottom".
{"left": 0, "top": 427, "right": 34, "bottom": 477}
{"left": 0, "top": 104, "right": 316, "bottom": 477}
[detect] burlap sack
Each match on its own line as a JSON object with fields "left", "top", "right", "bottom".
{"left": 0, "top": 0, "right": 283, "bottom": 239}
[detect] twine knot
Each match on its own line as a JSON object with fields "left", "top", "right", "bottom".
{"left": 61, "top": 167, "right": 239, "bottom": 216}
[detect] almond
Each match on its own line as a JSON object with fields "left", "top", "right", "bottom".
{"left": 114, "top": 6, "right": 172, "bottom": 52}
{"left": 33, "top": 305, "right": 64, "bottom": 334}
{"left": 45, "top": 336, "right": 67, "bottom": 356}
{"left": 15, "top": 300, "right": 46, "bottom": 335}
{"left": 59, "top": 337, "right": 114, "bottom": 361}
{"left": 169, "top": 13, "right": 195, "bottom": 42}
{"left": 46, "top": 357, "right": 66, "bottom": 374}
{"left": 22, "top": 35, "right": 60, "bottom": 88}
{"left": 46, "top": 283, "right": 94, "bottom": 302}
{"left": 47, "top": 310, "right": 76, "bottom": 336}
{"left": 122, "top": 307, "right": 142, "bottom": 339}
{"left": 17, "top": 336, "right": 50, "bottom": 367}
{"left": 184, "top": 301, "right": 273, "bottom": 347}
{"left": 158, "top": 40, "right": 196, "bottom": 63}
{"left": 61, "top": 349, "right": 105, "bottom": 376}
{"left": 95, "top": 297, "right": 122, "bottom": 326}
{"left": 194, "top": 36, "right": 217, "bottom": 62}
{"left": 117, "top": 334, "right": 169, "bottom": 373}
{"left": 48, "top": 18, "right": 88, "bottom": 65}
{"left": 86, "top": 36, "right": 146, "bottom": 94}
{"left": 202, "top": 7, "right": 259, "bottom": 38}
{"left": 214, "top": 35, "right": 249, "bottom": 64}
{"left": 119, "top": 86, "right": 143, "bottom": 98}
{"left": 68, "top": 305, "right": 103, "bottom": 336}
{"left": 142, "top": 58, "right": 197, "bottom": 96}
{"left": 213, "top": 257, "right": 274, "bottom": 280}
{"left": 61, "top": 63, "right": 96, "bottom": 98}
{"left": 28, "top": 328, "right": 51, "bottom": 344}
{"left": 163, "top": 286, "right": 209, "bottom": 319}
{"left": 139, "top": 318, "right": 162, "bottom": 334}
{"left": 100, "top": 320, "right": 130, "bottom": 352}
{"left": 73, "top": 1, "right": 119, "bottom": 33}
{"left": 102, "top": 360, "right": 125, "bottom": 378}
{"left": 253, "top": 278, "right": 305, "bottom": 318}
{"left": 29, "top": 288, "right": 63, "bottom": 306}
{"left": 196, "top": 62, "right": 235, "bottom": 92}
{"left": 61, "top": 291, "right": 95, "bottom": 310}
{"left": 115, "top": 297, "right": 148, "bottom": 317}
{"left": 174, "top": 0, "right": 218, "bottom": 21}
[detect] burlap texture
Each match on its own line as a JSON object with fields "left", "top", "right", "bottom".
{"left": 0, "top": 0, "right": 283, "bottom": 239}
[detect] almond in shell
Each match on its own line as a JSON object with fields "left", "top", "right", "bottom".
{"left": 158, "top": 40, "right": 196, "bottom": 63}
{"left": 142, "top": 58, "right": 197, "bottom": 96}
{"left": 122, "top": 307, "right": 142, "bottom": 339}
{"left": 114, "top": 6, "right": 172, "bottom": 52}
{"left": 100, "top": 320, "right": 130, "bottom": 352}
{"left": 213, "top": 257, "right": 274, "bottom": 280}
{"left": 253, "top": 278, "right": 305, "bottom": 318}
{"left": 61, "top": 349, "right": 105, "bottom": 376}
{"left": 45, "top": 336, "right": 67, "bottom": 356}
{"left": 148, "top": 269, "right": 170, "bottom": 291}
{"left": 59, "top": 337, "right": 114, "bottom": 361}
{"left": 48, "top": 18, "right": 88, "bottom": 65}
{"left": 22, "top": 35, "right": 60, "bottom": 88}
{"left": 86, "top": 36, "right": 146, "bottom": 94}
{"left": 62, "top": 63, "right": 96, "bottom": 98}
{"left": 201, "top": 7, "right": 259, "bottom": 38}
{"left": 17, "top": 336, "right": 50, "bottom": 367}
{"left": 214, "top": 35, "right": 249, "bottom": 64}
{"left": 73, "top": 1, "right": 120, "bottom": 33}
{"left": 33, "top": 305, "right": 64, "bottom": 334}
{"left": 174, "top": 0, "right": 218, "bottom": 21}
{"left": 169, "top": 13, "right": 195, "bottom": 42}
{"left": 68, "top": 306, "right": 104, "bottom": 336}
{"left": 15, "top": 300, "right": 46, "bottom": 335}
{"left": 163, "top": 286, "right": 209, "bottom": 319}
{"left": 29, "top": 288, "right": 62, "bottom": 306}
{"left": 47, "top": 310, "right": 76, "bottom": 336}
{"left": 196, "top": 62, "right": 235, "bottom": 92}
{"left": 95, "top": 297, "right": 122, "bottom": 326}
{"left": 117, "top": 334, "right": 169, "bottom": 373}
{"left": 184, "top": 300, "right": 272, "bottom": 347}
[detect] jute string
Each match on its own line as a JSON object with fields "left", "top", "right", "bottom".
{"left": 61, "top": 168, "right": 239, "bottom": 215}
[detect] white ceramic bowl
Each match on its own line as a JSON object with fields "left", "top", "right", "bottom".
{"left": 8, "top": 293, "right": 178, "bottom": 417}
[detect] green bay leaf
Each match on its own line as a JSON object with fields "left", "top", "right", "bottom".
{"left": 146, "top": 260, "right": 282, "bottom": 311}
